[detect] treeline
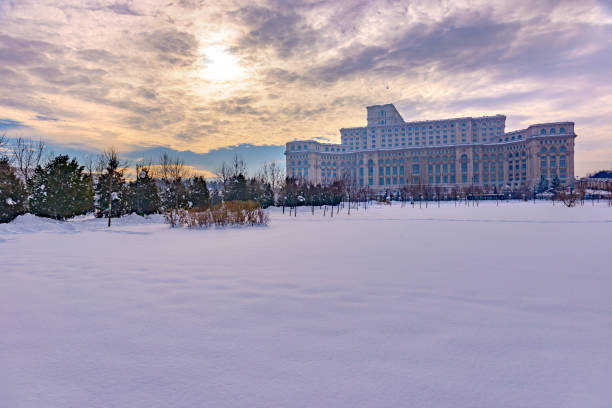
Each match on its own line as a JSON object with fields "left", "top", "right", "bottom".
{"left": 0, "top": 136, "right": 285, "bottom": 224}
{"left": 0, "top": 137, "right": 364, "bottom": 225}
{"left": 3, "top": 136, "right": 609, "bottom": 224}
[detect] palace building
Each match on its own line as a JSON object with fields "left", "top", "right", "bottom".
{"left": 285, "top": 104, "right": 576, "bottom": 193}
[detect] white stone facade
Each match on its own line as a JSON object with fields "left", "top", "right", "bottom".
{"left": 285, "top": 104, "right": 576, "bottom": 193}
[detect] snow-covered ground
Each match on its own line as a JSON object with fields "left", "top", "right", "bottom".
{"left": 1, "top": 202, "right": 611, "bottom": 407}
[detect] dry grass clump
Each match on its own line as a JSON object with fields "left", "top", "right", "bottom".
{"left": 164, "top": 201, "right": 269, "bottom": 228}
{"left": 556, "top": 190, "right": 579, "bottom": 207}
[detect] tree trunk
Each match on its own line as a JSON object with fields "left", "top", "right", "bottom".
{"left": 107, "top": 171, "right": 113, "bottom": 227}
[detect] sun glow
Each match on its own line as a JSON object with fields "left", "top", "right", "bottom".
{"left": 199, "top": 45, "right": 246, "bottom": 82}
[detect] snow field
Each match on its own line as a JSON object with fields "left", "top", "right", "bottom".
{"left": 1, "top": 201, "right": 611, "bottom": 407}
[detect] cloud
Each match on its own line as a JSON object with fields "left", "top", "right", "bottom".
{"left": 107, "top": 2, "right": 142, "bottom": 16}
{"left": 0, "top": 0, "right": 610, "bottom": 177}
{"left": 0, "top": 118, "right": 28, "bottom": 130}
{"left": 33, "top": 115, "right": 59, "bottom": 121}
{"left": 231, "top": 5, "right": 326, "bottom": 59}
{"left": 28, "top": 65, "right": 107, "bottom": 86}
{"left": 76, "top": 48, "right": 119, "bottom": 63}
{"left": 0, "top": 34, "right": 64, "bottom": 66}
{"left": 138, "top": 28, "right": 199, "bottom": 65}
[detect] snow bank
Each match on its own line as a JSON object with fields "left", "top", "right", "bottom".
{"left": 0, "top": 213, "right": 78, "bottom": 234}
{"left": 0, "top": 212, "right": 166, "bottom": 234}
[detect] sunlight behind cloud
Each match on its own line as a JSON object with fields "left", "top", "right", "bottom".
{"left": 199, "top": 45, "right": 247, "bottom": 82}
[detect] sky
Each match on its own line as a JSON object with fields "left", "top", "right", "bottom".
{"left": 1, "top": 0, "right": 611, "bottom": 177}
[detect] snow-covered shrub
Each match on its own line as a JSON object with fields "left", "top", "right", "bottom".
{"left": 0, "top": 158, "right": 27, "bottom": 223}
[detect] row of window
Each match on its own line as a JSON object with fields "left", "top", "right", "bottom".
{"left": 293, "top": 128, "right": 571, "bottom": 153}
{"left": 540, "top": 146, "right": 567, "bottom": 153}
{"left": 540, "top": 127, "right": 567, "bottom": 135}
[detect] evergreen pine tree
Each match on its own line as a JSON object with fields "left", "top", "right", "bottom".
{"left": 225, "top": 174, "right": 249, "bottom": 201}
{"left": 127, "top": 167, "right": 160, "bottom": 214}
{"left": 161, "top": 179, "right": 189, "bottom": 210}
{"left": 28, "top": 155, "right": 93, "bottom": 220}
{"left": 189, "top": 176, "right": 209, "bottom": 209}
{"left": 246, "top": 178, "right": 273, "bottom": 208}
{"left": 247, "top": 177, "right": 262, "bottom": 203}
{"left": 0, "top": 157, "right": 27, "bottom": 223}
{"left": 95, "top": 155, "right": 127, "bottom": 218}
{"left": 209, "top": 187, "right": 222, "bottom": 206}
{"left": 551, "top": 175, "right": 561, "bottom": 191}
{"left": 261, "top": 183, "right": 274, "bottom": 208}
{"left": 537, "top": 175, "right": 549, "bottom": 193}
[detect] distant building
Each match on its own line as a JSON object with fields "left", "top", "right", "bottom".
{"left": 285, "top": 104, "right": 576, "bottom": 193}
{"left": 578, "top": 170, "right": 612, "bottom": 191}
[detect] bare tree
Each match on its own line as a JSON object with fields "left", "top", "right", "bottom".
{"left": 259, "top": 160, "right": 285, "bottom": 195}
{"left": 558, "top": 188, "right": 578, "bottom": 207}
{"left": 83, "top": 154, "right": 96, "bottom": 179}
{"left": 450, "top": 186, "right": 459, "bottom": 206}
{"left": 157, "top": 153, "right": 190, "bottom": 211}
{"left": 135, "top": 160, "right": 153, "bottom": 180}
{"left": 216, "top": 154, "right": 248, "bottom": 200}
{"left": 0, "top": 132, "right": 7, "bottom": 160}
{"left": 11, "top": 137, "right": 46, "bottom": 182}
{"left": 216, "top": 162, "right": 231, "bottom": 191}
{"left": 231, "top": 154, "right": 247, "bottom": 178}
{"left": 157, "top": 153, "right": 187, "bottom": 181}
{"left": 434, "top": 185, "right": 443, "bottom": 207}
{"left": 575, "top": 181, "right": 586, "bottom": 206}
